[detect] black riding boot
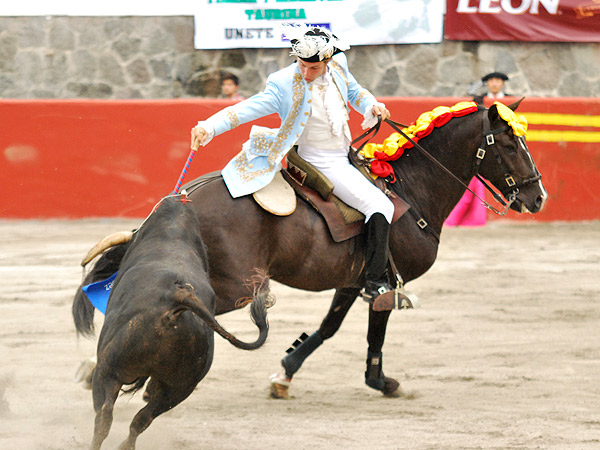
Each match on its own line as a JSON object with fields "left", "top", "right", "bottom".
{"left": 362, "top": 213, "right": 394, "bottom": 302}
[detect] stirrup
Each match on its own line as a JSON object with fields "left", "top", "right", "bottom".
{"left": 361, "top": 281, "right": 393, "bottom": 304}
{"left": 371, "top": 287, "right": 420, "bottom": 312}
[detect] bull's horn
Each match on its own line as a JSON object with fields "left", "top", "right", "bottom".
{"left": 81, "top": 230, "right": 133, "bottom": 267}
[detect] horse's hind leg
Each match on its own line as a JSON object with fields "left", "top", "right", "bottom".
{"left": 365, "top": 306, "right": 400, "bottom": 397}
{"left": 118, "top": 380, "right": 195, "bottom": 450}
{"left": 282, "top": 287, "right": 360, "bottom": 376}
{"left": 270, "top": 287, "right": 359, "bottom": 399}
{"left": 91, "top": 374, "right": 122, "bottom": 450}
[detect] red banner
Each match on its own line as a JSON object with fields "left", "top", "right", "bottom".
{"left": 445, "top": 0, "right": 600, "bottom": 42}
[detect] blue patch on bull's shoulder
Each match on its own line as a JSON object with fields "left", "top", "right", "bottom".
{"left": 82, "top": 271, "right": 118, "bottom": 314}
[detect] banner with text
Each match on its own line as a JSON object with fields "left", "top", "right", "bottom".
{"left": 194, "top": 0, "right": 444, "bottom": 49}
{"left": 0, "top": 0, "right": 201, "bottom": 15}
{"left": 445, "top": 0, "right": 600, "bottom": 42}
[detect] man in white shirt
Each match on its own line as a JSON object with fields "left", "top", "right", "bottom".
{"left": 191, "top": 25, "right": 395, "bottom": 300}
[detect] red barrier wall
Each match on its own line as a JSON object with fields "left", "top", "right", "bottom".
{"left": 1, "top": 97, "right": 599, "bottom": 220}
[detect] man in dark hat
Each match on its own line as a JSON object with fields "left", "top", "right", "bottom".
{"left": 191, "top": 24, "right": 395, "bottom": 302}
{"left": 473, "top": 72, "right": 510, "bottom": 105}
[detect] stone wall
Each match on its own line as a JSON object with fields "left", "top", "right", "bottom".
{"left": 1, "top": 16, "right": 599, "bottom": 99}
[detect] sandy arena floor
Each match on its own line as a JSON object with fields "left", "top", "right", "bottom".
{"left": 0, "top": 219, "right": 599, "bottom": 450}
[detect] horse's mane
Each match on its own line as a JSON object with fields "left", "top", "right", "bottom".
{"left": 361, "top": 101, "right": 480, "bottom": 179}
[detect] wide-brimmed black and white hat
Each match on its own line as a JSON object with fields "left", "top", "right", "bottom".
{"left": 282, "top": 24, "right": 349, "bottom": 62}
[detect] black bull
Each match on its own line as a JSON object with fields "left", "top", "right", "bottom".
{"left": 85, "top": 197, "right": 272, "bottom": 450}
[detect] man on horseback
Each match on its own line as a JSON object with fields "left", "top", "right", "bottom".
{"left": 190, "top": 24, "right": 395, "bottom": 301}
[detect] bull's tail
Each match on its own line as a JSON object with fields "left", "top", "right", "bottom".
{"left": 72, "top": 243, "right": 130, "bottom": 337}
{"left": 173, "top": 274, "right": 274, "bottom": 351}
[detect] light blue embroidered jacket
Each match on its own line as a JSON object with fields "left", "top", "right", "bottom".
{"left": 202, "top": 53, "right": 380, "bottom": 198}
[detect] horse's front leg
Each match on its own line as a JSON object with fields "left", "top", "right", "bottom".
{"left": 269, "top": 287, "right": 359, "bottom": 399}
{"left": 365, "top": 305, "right": 401, "bottom": 397}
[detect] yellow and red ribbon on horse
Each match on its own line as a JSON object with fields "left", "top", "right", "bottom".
{"left": 495, "top": 102, "right": 528, "bottom": 136}
{"left": 361, "top": 101, "right": 528, "bottom": 181}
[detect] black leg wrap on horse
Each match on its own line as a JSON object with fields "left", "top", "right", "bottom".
{"left": 365, "top": 351, "right": 386, "bottom": 391}
{"left": 281, "top": 331, "right": 324, "bottom": 378}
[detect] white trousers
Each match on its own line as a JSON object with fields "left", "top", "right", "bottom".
{"left": 297, "top": 144, "right": 394, "bottom": 223}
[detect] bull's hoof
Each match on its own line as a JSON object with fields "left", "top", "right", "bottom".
{"left": 269, "top": 373, "right": 291, "bottom": 399}
{"left": 118, "top": 437, "right": 136, "bottom": 450}
{"left": 73, "top": 357, "right": 96, "bottom": 390}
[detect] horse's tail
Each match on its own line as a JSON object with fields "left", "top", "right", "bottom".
{"left": 72, "top": 242, "right": 131, "bottom": 337}
{"left": 173, "top": 273, "right": 274, "bottom": 351}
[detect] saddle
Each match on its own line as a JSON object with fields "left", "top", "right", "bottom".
{"left": 252, "top": 147, "right": 410, "bottom": 242}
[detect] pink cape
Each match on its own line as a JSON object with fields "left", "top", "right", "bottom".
{"left": 444, "top": 178, "right": 487, "bottom": 227}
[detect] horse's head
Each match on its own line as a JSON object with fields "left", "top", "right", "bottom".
{"left": 478, "top": 99, "right": 547, "bottom": 214}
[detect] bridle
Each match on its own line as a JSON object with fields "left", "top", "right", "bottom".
{"left": 358, "top": 109, "right": 542, "bottom": 216}
{"left": 470, "top": 112, "right": 542, "bottom": 214}
{"left": 352, "top": 107, "right": 544, "bottom": 290}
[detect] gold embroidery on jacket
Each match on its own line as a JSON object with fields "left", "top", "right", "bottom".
{"left": 232, "top": 152, "right": 271, "bottom": 182}
{"left": 329, "top": 61, "right": 348, "bottom": 88}
{"left": 234, "top": 73, "right": 306, "bottom": 183}
{"left": 252, "top": 129, "right": 276, "bottom": 156}
{"left": 355, "top": 90, "right": 369, "bottom": 108}
{"left": 267, "top": 73, "right": 305, "bottom": 164}
{"left": 226, "top": 109, "right": 240, "bottom": 128}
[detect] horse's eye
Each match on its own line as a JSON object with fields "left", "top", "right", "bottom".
{"left": 503, "top": 140, "right": 518, "bottom": 155}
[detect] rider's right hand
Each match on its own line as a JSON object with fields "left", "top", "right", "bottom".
{"left": 191, "top": 126, "right": 208, "bottom": 150}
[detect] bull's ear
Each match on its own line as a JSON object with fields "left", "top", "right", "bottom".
{"left": 508, "top": 97, "right": 525, "bottom": 111}
{"left": 488, "top": 103, "right": 500, "bottom": 123}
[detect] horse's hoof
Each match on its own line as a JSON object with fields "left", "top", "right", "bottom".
{"left": 269, "top": 373, "right": 291, "bottom": 399}
{"left": 366, "top": 375, "right": 401, "bottom": 397}
{"left": 269, "top": 382, "right": 289, "bottom": 399}
{"left": 382, "top": 377, "right": 401, "bottom": 398}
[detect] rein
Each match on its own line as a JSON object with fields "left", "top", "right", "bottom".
{"left": 383, "top": 116, "right": 518, "bottom": 216}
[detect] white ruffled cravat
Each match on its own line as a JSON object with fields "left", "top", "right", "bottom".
{"left": 320, "top": 70, "right": 347, "bottom": 137}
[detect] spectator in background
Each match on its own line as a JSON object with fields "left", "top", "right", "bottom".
{"left": 472, "top": 72, "right": 510, "bottom": 105}
{"left": 220, "top": 73, "right": 244, "bottom": 101}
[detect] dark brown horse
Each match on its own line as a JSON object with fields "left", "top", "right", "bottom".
{"left": 73, "top": 101, "right": 547, "bottom": 398}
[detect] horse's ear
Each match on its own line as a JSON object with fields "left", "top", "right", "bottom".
{"left": 508, "top": 97, "right": 525, "bottom": 111}
{"left": 488, "top": 103, "right": 500, "bottom": 123}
